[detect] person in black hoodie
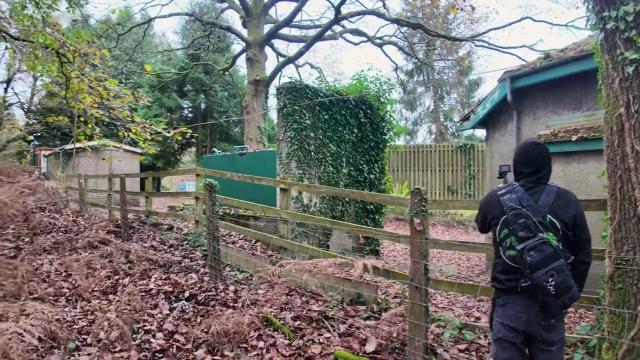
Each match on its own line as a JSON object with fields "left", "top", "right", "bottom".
{"left": 475, "top": 139, "right": 592, "bottom": 360}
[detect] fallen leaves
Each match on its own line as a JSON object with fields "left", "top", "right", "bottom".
{"left": 0, "top": 165, "right": 595, "bottom": 359}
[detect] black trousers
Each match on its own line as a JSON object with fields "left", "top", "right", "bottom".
{"left": 491, "top": 294, "right": 565, "bottom": 360}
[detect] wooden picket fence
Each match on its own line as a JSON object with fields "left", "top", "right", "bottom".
{"left": 59, "top": 167, "right": 605, "bottom": 359}
{"left": 387, "top": 143, "right": 486, "bottom": 200}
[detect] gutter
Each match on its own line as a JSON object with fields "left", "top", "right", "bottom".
{"left": 505, "top": 77, "right": 519, "bottom": 147}
{"left": 499, "top": 53, "right": 593, "bottom": 82}
{"left": 457, "top": 53, "right": 598, "bottom": 132}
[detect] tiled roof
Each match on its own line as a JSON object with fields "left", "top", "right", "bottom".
{"left": 537, "top": 123, "right": 603, "bottom": 143}
{"left": 499, "top": 36, "right": 596, "bottom": 81}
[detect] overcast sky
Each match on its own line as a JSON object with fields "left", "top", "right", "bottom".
{"left": 9, "top": 0, "right": 591, "bottom": 124}
{"left": 86, "top": 0, "right": 591, "bottom": 97}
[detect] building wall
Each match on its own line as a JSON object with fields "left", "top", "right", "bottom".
{"left": 49, "top": 147, "right": 141, "bottom": 204}
{"left": 483, "top": 70, "right": 605, "bottom": 295}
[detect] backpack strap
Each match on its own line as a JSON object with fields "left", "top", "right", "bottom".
{"left": 537, "top": 184, "right": 558, "bottom": 215}
{"left": 497, "top": 182, "right": 522, "bottom": 215}
{"left": 510, "top": 184, "right": 557, "bottom": 218}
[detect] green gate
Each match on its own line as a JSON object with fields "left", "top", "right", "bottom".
{"left": 200, "top": 149, "right": 277, "bottom": 207}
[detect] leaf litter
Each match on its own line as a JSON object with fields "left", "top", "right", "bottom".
{"left": 0, "top": 164, "right": 593, "bottom": 359}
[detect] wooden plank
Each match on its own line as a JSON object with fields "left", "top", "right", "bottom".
{"left": 220, "top": 244, "right": 378, "bottom": 304}
{"left": 63, "top": 175, "right": 69, "bottom": 202}
{"left": 220, "top": 244, "right": 274, "bottom": 273}
{"left": 119, "top": 176, "right": 129, "bottom": 236}
{"left": 128, "top": 208, "right": 194, "bottom": 221}
{"left": 407, "top": 188, "right": 430, "bottom": 359}
{"left": 107, "top": 177, "right": 113, "bottom": 219}
{"left": 286, "top": 270, "right": 379, "bottom": 305}
{"left": 87, "top": 204, "right": 195, "bottom": 221}
{"left": 218, "top": 220, "right": 599, "bottom": 305}
{"left": 64, "top": 168, "right": 196, "bottom": 179}
{"left": 362, "top": 262, "right": 597, "bottom": 305}
{"left": 78, "top": 177, "right": 86, "bottom": 211}
{"left": 429, "top": 198, "right": 605, "bottom": 212}
{"left": 86, "top": 201, "right": 110, "bottom": 210}
{"left": 120, "top": 168, "right": 196, "bottom": 179}
{"left": 194, "top": 172, "right": 203, "bottom": 229}
{"left": 65, "top": 187, "right": 195, "bottom": 198}
{"left": 197, "top": 168, "right": 409, "bottom": 208}
{"left": 144, "top": 177, "right": 153, "bottom": 217}
{"left": 277, "top": 187, "right": 292, "bottom": 239}
{"left": 429, "top": 238, "right": 605, "bottom": 261}
{"left": 213, "top": 194, "right": 410, "bottom": 244}
{"left": 141, "top": 191, "right": 195, "bottom": 198}
{"left": 205, "top": 179, "right": 223, "bottom": 282}
{"left": 218, "top": 221, "right": 352, "bottom": 261}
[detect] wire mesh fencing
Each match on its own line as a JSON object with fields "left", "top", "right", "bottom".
{"left": 58, "top": 168, "right": 640, "bottom": 360}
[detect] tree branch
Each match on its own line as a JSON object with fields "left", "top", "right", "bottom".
{"left": 265, "top": 0, "right": 349, "bottom": 88}
{"left": 236, "top": 0, "right": 252, "bottom": 16}
{"left": 263, "top": 0, "right": 310, "bottom": 43}
{"left": 265, "top": 0, "right": 299, "bottom": 12}
{"left": 116, "top": 12, "right": 249, "bottom": 45}
{"left": 219, "top": 0, "right": 245, "bottom": 17}
{"left": 471, "top": 16, "right": 590, "bottom": 38}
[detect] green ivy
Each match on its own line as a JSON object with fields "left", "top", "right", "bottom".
{"left": 277, "top": 72, "right": 396, "bottom": 256}
{"left": 455, "top": 141, "right": 478, "bottom": 199}
{"left": 594, "top": 1, "right": 640, "bottom": 74}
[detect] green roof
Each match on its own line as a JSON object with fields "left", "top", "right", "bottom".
{"left": 458, "top": 43, "right": 598, "bottom": 131}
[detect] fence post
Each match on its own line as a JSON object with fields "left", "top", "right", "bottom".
{"left": 107, "top": 176, "right": 113, "bottom": 219}
{"left": 145, "top": 176, "right": 153, "bottom": 218}
{"left": 194, "top": 170, "right": 203, "bottom": 229}
{"left": 277, "top": 186, "right": 292, "bottom": 239}
{"left": 77, "top": 176, "right": 86, "bottom": 212}
{"left": 407, "top": 187, "right": 430, "bottom": 360}
{"left": 204, "top": 179, "right": 223, "bottom": 282}
{"left": 63, "top": 174, "right": 69, "bottom": 204}
{"left": 119, "top": 175, "right": 129, "bottom": 237}
{"left": 84, "top": 175, "right": 89, "bottom": 205}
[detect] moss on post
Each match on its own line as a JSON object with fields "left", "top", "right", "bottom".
{"left": 204, "top": 179, "right": 223, "bottom": 282}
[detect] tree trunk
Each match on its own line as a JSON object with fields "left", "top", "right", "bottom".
{"left": 593, "top": 1, "right": 640, "bottom": 359}
{"left": 243, "top": 78, "right": 267, "bottom": 150}
{"left": 243, "top": 4, "right": 268, "bottom": 151}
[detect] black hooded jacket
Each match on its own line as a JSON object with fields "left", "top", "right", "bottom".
{"left": 475, "top": 139, "right": 592, "bottom": 296}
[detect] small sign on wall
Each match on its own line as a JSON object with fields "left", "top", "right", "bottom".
{"left": 178, "top": 179, "right": 196, "bottom": 192}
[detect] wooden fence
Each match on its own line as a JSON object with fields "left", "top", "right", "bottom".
{"left": 60, "top": 167, "right": 605, "bottom": 359}
{"left": 387, "top": 143, "right": 486, "bottom": 200}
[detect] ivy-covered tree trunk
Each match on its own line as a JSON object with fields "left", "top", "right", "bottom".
{"left": 591, "top": 1, "right": 640, "bottom": 359}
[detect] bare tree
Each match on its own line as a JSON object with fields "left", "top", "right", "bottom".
{"left": 115, "top": 0, "right": 585, "bottom": 149}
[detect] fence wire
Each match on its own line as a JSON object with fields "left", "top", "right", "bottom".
{"left": 59, "top": 175, "right": 639, "bottom": 360}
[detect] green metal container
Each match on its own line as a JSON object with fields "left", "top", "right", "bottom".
{"left": 200, "top": 149, "right": 277, "bottom": 207}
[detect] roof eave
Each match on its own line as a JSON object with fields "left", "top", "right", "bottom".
{"left": 457, "top": 54, "right": 598, "bottom": 132}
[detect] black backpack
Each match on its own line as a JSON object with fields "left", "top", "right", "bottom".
{"left": 496, "top": 183, "right": 580, "bottom": 310}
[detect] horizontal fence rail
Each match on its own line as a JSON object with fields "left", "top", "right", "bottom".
{"left": 60, "top": 167, "right": 605, "bottom": 301}
{"left": 61, "top": 167, "right": 606, "bottom": 211}
{"left": 57, "top": 165, "right": 615, "bottom": 357}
